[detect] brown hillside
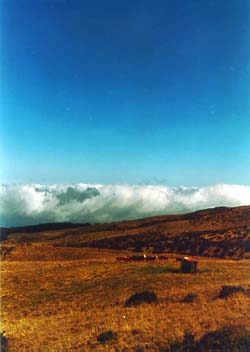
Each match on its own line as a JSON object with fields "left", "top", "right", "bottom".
{"left": 1, "top": 205, "right": 250, "bottom": 260}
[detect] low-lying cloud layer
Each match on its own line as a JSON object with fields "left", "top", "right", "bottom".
{"left": 1, "top": 183, "right": 250, "bottom": 227}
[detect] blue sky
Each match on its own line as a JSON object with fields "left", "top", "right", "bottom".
{"left": 1, "top": 0, "right": 250, "bottom": 186}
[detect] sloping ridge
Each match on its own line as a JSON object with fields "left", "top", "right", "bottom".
{"left": 62, "top": 205, "right": 250, "bottom": 259}
{"left": 2, "top": 205, "right": 250, "bottom": 259}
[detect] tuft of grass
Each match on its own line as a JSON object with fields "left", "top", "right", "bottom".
{"left": 181, "top": 293, "right": 198, "bottom": 303}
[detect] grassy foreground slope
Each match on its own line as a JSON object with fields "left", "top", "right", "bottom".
{"left": 1, "top": 252, "right": 250, "bottom": 351}
{"left": 1, "top": 205, "right": 250, "bottom": 351}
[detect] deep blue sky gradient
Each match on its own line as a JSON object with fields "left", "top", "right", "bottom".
{"left": 1, "top": 0, "right": 250, "bottom": 185}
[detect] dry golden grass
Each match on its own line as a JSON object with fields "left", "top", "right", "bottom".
{"left": 1, "top": 245, "right": 250, "bottom": 351}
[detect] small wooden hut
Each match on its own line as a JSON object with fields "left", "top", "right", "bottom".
{"left": 180, "top": 256, "right": 198, "bottom": 273}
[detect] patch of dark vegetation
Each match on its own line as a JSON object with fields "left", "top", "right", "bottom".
{"left": 74, "top": 224, "right": 250, "bottom": 259}
{"left": 161, "top": 326, "right": 250, "bottom": 352}
{"left": 1, "top": 331, "right": 8, "bottom": 352}
{"left": 125, "top": 291, "right": 158, "bottom": 307}
{"left": 97, "top": 330, "right": 118, "bottom": 344}
{"left": 161, "top": 332, "right": 197, "bottom": 352}
{"left": 218, "top": 285, "right": 245, "bottom": 299}
{"left": 133, "top": 245, "right": 144, "bottom": 252}
{"left": 198, "top": 326, "right": 250, "bottom": 352}
{"left": 131, "top": 329, "right": 141, "bottom": 336}
{"left": 181, "top": 293, "right": 198, "bottom": 303}
{"left": 0, "top": 246, "right": 15, "bottom": 260}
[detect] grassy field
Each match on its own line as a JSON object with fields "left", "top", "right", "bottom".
{"left": 1, "top": 244, "right": 250, "bottom": 351}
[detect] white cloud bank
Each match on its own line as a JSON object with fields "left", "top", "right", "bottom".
{"left": 1, "top": 183, "right": 250, "bottom": 227}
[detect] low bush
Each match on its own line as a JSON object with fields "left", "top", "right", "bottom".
{"left": 198, "top": 326, "right": 250, "bottom": 352}
{"left": 181, "top": 293, "right": 198, "bottom": 303}
{"left": 162, "top": 326, "right": 250, "bottom": 352}
{"left": 97, "top": 330, "right": 118, "bottom": 344}
{"left": 218, "top": 285, "right": 245, "bottom": 299}
{"left": 125, "top": 291, "right": 158, "bottom": 307}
